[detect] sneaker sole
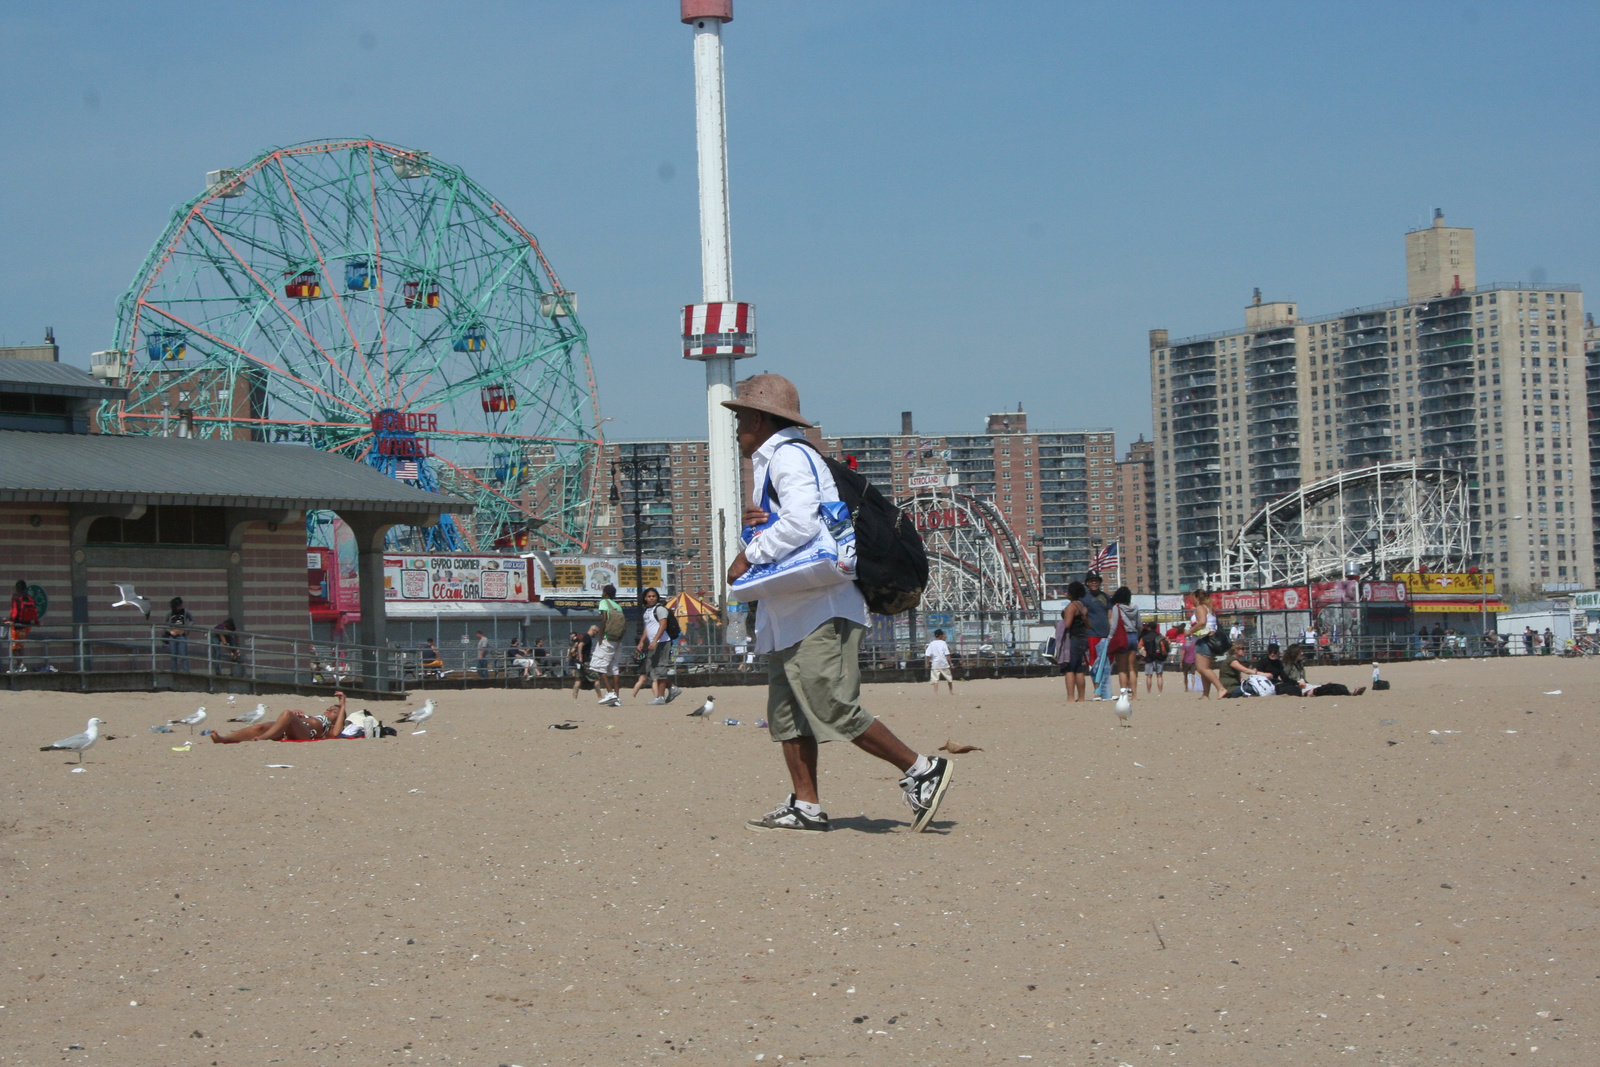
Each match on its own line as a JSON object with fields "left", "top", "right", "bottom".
{"left": 910, "top": 763, "right": 954, "bottom": 833}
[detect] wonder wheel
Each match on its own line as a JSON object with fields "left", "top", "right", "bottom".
{"left": 97, "top": 138, "right": 600, "bottom": 552}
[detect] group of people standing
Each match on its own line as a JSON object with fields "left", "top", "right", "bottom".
{"left": 1052, "top": 571, "right": 1149, "bottom": 702}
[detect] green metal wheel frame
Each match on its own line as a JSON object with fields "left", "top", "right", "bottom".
{"left": 98, "top": 138, "right": 602, "bottom": 552}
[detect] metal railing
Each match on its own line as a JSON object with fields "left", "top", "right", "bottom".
{"left": 8, "top": 621, "right": 1593, "bottom": 694}
{"left": 3, "top": 623, "right": 409, "bottom": 694}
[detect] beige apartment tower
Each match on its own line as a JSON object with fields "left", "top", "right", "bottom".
{"left": 1407, "top": 209, "right": 1475, "bottom": 303}
{"left": 1150, "top": 216, "right": 1589, "bottom": 600}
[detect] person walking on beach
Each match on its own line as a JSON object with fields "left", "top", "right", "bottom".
{"left": 1188, "top": 589, "right": 1224, "bottom": 698}
{"left": 634, "top": 587, "right": 680, "bottom": 705}
{"left": 723, "top": 374, "right": 953, "bottom": 833}
{"left": 592, "top": 586, "right": 625, "bottom": 706}
{"left": 925, "top": 628, "right": 955, "bottom": 695}
{"left": 1138, "top": 622, "right": 1168, "bottom": 696}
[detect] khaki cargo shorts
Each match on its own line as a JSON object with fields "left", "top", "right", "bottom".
{"left": 765, "top": 618, "right": 874, "bottom": 744}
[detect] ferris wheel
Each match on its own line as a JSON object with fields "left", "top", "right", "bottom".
{"left": 97, "top": 138, "right": 600, "bottom": 552}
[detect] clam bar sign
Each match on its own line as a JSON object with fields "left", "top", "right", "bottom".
{"left": 383, "top": 555, "right": 531, "bottom": 602}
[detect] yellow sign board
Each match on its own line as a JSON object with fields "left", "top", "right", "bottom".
{"left": 1393, "top": 572, "right": 1495, "bottom": 595}
{"left": 1411, "top": 601, "right": 1508, "bottom": 613}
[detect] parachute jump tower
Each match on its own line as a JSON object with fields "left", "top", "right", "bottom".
{"left": 680, "top": 0, "right": 755, "bottom": 610}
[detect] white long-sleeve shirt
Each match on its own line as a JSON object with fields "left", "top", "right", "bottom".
{"left": 744, "top": 428, "right": 868, "bottom": 653}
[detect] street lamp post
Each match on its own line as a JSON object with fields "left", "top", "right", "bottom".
{"left": 1031, "top": 534, "right": 1047, "bottom": 601}
{"left": 611, "top": 445, "right": 671, "bottom": 607}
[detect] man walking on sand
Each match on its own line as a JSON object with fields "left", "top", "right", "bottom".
{"left": 925, "top": 628, "right": 955, "bottom": 695}
{"left": 724, "top": 374, "right": 953, "bottom": 834}
{"left": 592, "top": 585, "right": 625, "bottom": 707}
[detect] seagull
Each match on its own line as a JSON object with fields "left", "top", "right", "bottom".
{"left": 686, "top": 694, "right": 714, "bottom": 718}
{"left": 228, "top": 703, "right": 267, "bottom": 725}
{"left": 111, "top": 583, "right": 152, "bottom": 618}
{"left": 395, "top": 698, "right": 434, "bottom": 726}
{"left": 166, "top": 706, "right": 207, "bottom": 733}
{"left": 41, "top": 718, "right": 104, "bottom": 763}
{"left": 1114, "top": 688, "right": 1133, "bottom": 727}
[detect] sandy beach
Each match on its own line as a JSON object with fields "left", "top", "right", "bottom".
{"left": 2, "top": 656, "right": 1595, "bottom": 1065}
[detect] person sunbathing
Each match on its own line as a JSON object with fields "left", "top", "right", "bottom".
{"left": 211, "top": 692, "right": 348, "bottom": 743}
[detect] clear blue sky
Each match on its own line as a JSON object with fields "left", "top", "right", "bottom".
{"left": 3, "top": 1, "right": 1596, "bottom": 447}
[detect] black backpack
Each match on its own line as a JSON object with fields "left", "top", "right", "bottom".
{"left": 770, "top": 441, "right": 928, "bottom": 616}
{"left": 662, "top": 607, "right": 681, "bottom": 641}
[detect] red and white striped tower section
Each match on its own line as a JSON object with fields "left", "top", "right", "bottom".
{"left": 680, "top": 0, "right": 753, "bottom": 610}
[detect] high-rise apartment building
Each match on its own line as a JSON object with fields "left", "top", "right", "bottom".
{"left": 604, "top": 408, "right": 1117, "bottom": 602}
{"left": 1584, "top": 314, "right": 1600, "bottom": 578}
{"left": 1150, "top": 213, "right": 1590, "bottom": 598}
{"left": 1116, "top": 437, "right": 1157, "bottom": 592}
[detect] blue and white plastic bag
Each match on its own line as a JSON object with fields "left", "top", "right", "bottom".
{"left": 731, "top": 442, "right": 857, "bottom": 602}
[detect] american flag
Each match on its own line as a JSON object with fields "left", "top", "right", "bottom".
{"left": 395, "top": 460, "right": 420, "bottom": 480}
{"left": 1090, "top": 540, "right": 1119, "bottom": 574}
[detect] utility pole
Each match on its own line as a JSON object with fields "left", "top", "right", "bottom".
{"left": 679, "top": 1, "right": 754, "bottom": 618}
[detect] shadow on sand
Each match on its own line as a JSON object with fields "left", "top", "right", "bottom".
{"left": 830, "top": 815, "right": 956, "bottom": 835}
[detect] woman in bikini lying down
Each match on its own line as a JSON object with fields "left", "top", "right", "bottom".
{"left": 211, "top": 692, "right": 348, "bottom": 743}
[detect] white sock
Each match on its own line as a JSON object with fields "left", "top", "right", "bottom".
{"left": 794, "top": 799, "right": 823, "bottom": 817}
{"left": 907, "top": 754, "right": 932, "bottom": 778}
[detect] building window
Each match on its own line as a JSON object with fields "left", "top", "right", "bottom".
{"left": 87, "top": 506, "right": 228, "bottom": 546}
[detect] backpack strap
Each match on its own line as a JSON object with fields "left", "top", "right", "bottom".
{"left": 760, "top": 438, "right": 824, "bottom": 511}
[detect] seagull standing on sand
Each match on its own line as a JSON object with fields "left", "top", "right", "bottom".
{"left": 396, "top": 698, "right": 434, "bottom": 726}
{"left": 1114, "top": 688, "right": 1133, "bottom": 727}
{"left": 228, "top": 703, "right": 267, "bottom": 725}
{"left": 41, "top": 718, "right": 104, "bottom": 763}
{"left": 167, "top": 706, "right": 207, "bottom": 733}
{"left": 686, "top": 695, "right": 714, "bottom": 718}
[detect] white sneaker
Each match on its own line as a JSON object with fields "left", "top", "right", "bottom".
{"left": 600, "top": 693, "right": 621, "bottom": 707}
{"left": 665, "top": 686, "right": 682, "bottom": 703}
